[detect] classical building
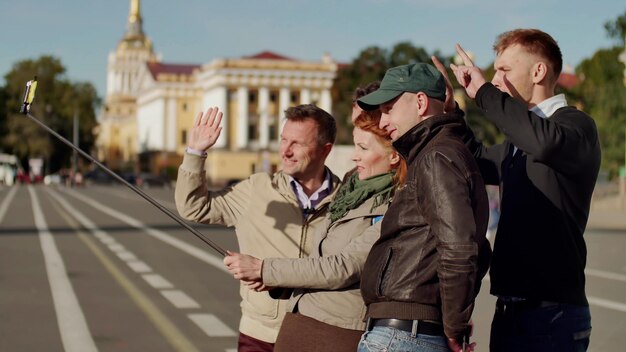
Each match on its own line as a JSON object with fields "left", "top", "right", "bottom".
{"left": 96, "top": 0, "right": 157, "bottom": 171}
{"left": 97, "top": 0, "right": 337, "bottom": 183}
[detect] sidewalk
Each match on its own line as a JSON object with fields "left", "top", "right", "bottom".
{"left": 587, "top": 194, "right": 626, "bottom": 231}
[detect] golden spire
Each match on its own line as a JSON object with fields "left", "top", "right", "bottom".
{"left": 129, "top": 0, "right": 141, "bottom": 24}
{"left": 124, "top": 0, "right": 144, "bottom": 39}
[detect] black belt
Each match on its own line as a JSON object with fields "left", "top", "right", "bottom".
{"left": 496, "top": 299, "right": 560, "bottom": 314}
{"left": 367, "top": 318, "right": 444, "bottom": 336}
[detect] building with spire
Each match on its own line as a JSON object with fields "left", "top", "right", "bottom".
{"left": 96, "top": 0, "right": 157, "bottom": 171}
{"left": 97, "top": 0, "right": 337, "bottom": 183}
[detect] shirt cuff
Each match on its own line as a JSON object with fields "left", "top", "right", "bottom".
{"left": 186, "top": 147, "right": 207, "bottom": 157}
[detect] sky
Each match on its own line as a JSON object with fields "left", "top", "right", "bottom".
{"left": 0, "top": 0, "right": 624, "bottom": 99}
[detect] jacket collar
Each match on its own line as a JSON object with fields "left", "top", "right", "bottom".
{"left": 392, "top": 111, "right": 466, "bottom": 164}
{"left": 273, "top": 167, "right": 341, "bottom": 208}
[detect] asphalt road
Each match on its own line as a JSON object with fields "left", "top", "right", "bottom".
{"left": 1, "top": 184, "right": 625, "bottom": 351}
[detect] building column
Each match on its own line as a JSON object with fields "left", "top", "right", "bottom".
{"left": 201, "top": 87, "right": 228, "bottom": 148}
{"left": 258, "top": 87, "right": 269, "bottom": 149}
{"left": 279, "top": 88, "right": 290, "bottom": 136}
{"left": 320, "top": 89, "right": 332, "bottom": 112}
{"left": 236, "top": 87, "right": 249, "bottom": 150}
{"left": 166, "top": 97, "right": 177, "bottom": 151}
{"left": 300, "top": 88, "right": 311, "bottom": 104}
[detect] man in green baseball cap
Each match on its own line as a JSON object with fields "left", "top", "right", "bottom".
{"left": 356, "top": 62, "right": 491, "bottom": 352}
{"left": 357, "top": 62, "right": 448, "bottom": 141}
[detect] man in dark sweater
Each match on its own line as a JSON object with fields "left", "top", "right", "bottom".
{"left": 450, "top": 29, "right": 601, "bottom": 351}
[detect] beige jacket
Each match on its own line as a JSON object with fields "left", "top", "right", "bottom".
{"left": 262, "top": 196, "right": 388, "bottom": 330}
{"left": 175, "top": 153, "right": 340, "bottom": 343}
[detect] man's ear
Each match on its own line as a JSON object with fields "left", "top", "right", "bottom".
{"left": 321, "top": 142, "right": 333, "bottom": 159}
{"left": 416, "top": 92, "right": 429, "bottom": 116}
{"left": 532, "top": 61, "right": 548, "bottom": 84}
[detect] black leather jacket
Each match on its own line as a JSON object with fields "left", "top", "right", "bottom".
{"left": 360, "top": 112, "right": 491, "bottom": 341}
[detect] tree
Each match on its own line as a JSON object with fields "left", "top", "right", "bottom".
{"left": 331, "top": 42, "right": 504, "bottom": 146}
{"left": 574, "top": 47, "right": 626, "bottom": 178}
{"left": 1, "top": 56, "right": 100, "bottom": 174}
{"left": 604, "top": 10, "right": 626, "bottom": 42}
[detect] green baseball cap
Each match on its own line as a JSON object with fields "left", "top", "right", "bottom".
{"left": 357, "top": 63, "right": 446, "bottom": 111}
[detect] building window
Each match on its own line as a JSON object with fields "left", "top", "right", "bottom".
{"left": 290, "top": 93, "right": 298, "bottom": 103}
{"left": 182, "top": 130, "right": 187, "bottom": 144}
{"left": 182, "top": 102, "right": 188, "bottom": 111}
{"left": 270, "top": 92, "right": 277, "bottom": 103}
{"left": 248, "top": 114, "right": 259, "bottom": 143}
{"left": 249, "top": 92, "right": 257, "bottom": 103}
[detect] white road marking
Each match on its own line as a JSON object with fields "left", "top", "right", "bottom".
{"left": 586, "top": 268, "right": 626, "bottom": 283}
{"left": 61, "top": 188, "right": 228, "bottom": 273}
{"left": 188, "top": 314, "right": 237, "bottom": 337}
{"left": 142, "top": 274, "right": 174, "bottom": 289}
{"left": 52, "top": 188, "right": 239, "bottom": 342}
{"left": 46, "top": 188, "right": 199, "bottom": 352}
{"left": 0, "top": 185, "right": 18, "bottom": 224}
{"left": 116, "top": 251, "right": 138, "bottom": 261}
{"left": 28, "top": 186, "right": 98, "bottom": 352}
{"left": 588, "top": 296, "right": 626, "bottom": 313}
{"left": 160, "top": 290, "right": 201, "bottom": 309}
{"left": 91, "top": 185, "right": 177, "bottom": 209}
{"left": 93, "top": 232, "right": 114, "bottom": 241}
{"left": 108, "top": 243, "right": 126, "bottom": 252}
{"left": 127, "top": 260, "right": 152, "bottom": 273}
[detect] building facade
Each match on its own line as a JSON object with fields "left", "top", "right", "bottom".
{"left": 97, "top": 0, "right": 337, "bottom": 183}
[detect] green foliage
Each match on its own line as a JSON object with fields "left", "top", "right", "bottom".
{"left": 1, "top": 56, "right": 100, "bottom": 173}
{"left": 574, "top": 47, "right": 626, "bottom": 178}
{"left": 332, "top": 42, "right": 503, "bottom": 146}
{"left": 604, "top": 10, "right": 626, "bottom": 42}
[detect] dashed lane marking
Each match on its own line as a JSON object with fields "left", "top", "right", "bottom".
{"left": 61, "top": 188, "right": 228, "bottom": 274}
{"left": 142, "top": 274, "right": 174, "bottom": 289}
{"left": 161, "top": 290, "right": 201, "bottom": 309}
{"left": 47, "top": 187, "right": 199, "bottom": 352}
{"left": 28, "top": 186, "right": 98, "bottom": 352}
{"left": 0, "top": 185, "right": 18, "bottom": 224}
{"left": 187, "top": 314, "right": 237, "bottom": 337}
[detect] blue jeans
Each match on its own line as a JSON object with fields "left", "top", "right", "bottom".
{"left": 490, "top": 302, "right": 591, "bottom": 351}
{"left": 358, "top": 326, "right": 450, "bottom": 352}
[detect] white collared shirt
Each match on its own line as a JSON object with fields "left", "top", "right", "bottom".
{"left": 289, "top": 170, "right": 332, "bottom": 216}
{"left": 529, "top": 94, "right": 568, "bottom": 119}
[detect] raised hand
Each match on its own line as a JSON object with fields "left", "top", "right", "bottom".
{"left": 449, "top": 44, "right": 487, "bottom": 99}
{"left": 431, "top": 55, "right": 456, "bottom": 113}
{"left": 188, "top": 107, "right": 223, "bottom": 152}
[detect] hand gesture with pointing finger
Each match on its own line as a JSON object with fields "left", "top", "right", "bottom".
{"left": 450, "top": 44, "right": 487, "bottom": 99}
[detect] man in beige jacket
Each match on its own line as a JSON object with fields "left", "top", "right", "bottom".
{"left": 175, "top": 104, "right": 341, "bottom": 351}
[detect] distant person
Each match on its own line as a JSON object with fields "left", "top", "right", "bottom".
{"left": 175, "top": 104, "right": 341, "bottom": 352}
{"left": 224, "top": 110, "right": 406, "bottom": 352}
{"left": 351, "top": 81, "right": 381, "bottom": 123}
{"left": 356, "top": 62, "right": 491, "bottom": 352}
{"left": 449, "top": 28, "right": 601, "bottom": 351}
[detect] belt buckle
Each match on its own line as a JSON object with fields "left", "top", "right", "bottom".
{"left": 366, "top": 317, "right": 373, "bottom": 331}
{"left": 410, "top": 320, "right": 419, "bottom": 338}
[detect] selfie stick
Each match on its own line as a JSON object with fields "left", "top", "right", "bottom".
{"left": 20, "top": 77, "right": 227, "bottom": 256}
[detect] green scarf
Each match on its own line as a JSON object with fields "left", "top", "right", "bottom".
{"left": 328, "top": 171, "right": 395, "bottom": 223}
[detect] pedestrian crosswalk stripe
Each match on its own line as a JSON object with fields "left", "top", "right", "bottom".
{"left": 188, "top": 314, "right": 237, "bottom": 337}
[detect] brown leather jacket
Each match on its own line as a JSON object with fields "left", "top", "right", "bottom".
{"left": 360, "top": 112, "right": 491, "bottom": 341}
